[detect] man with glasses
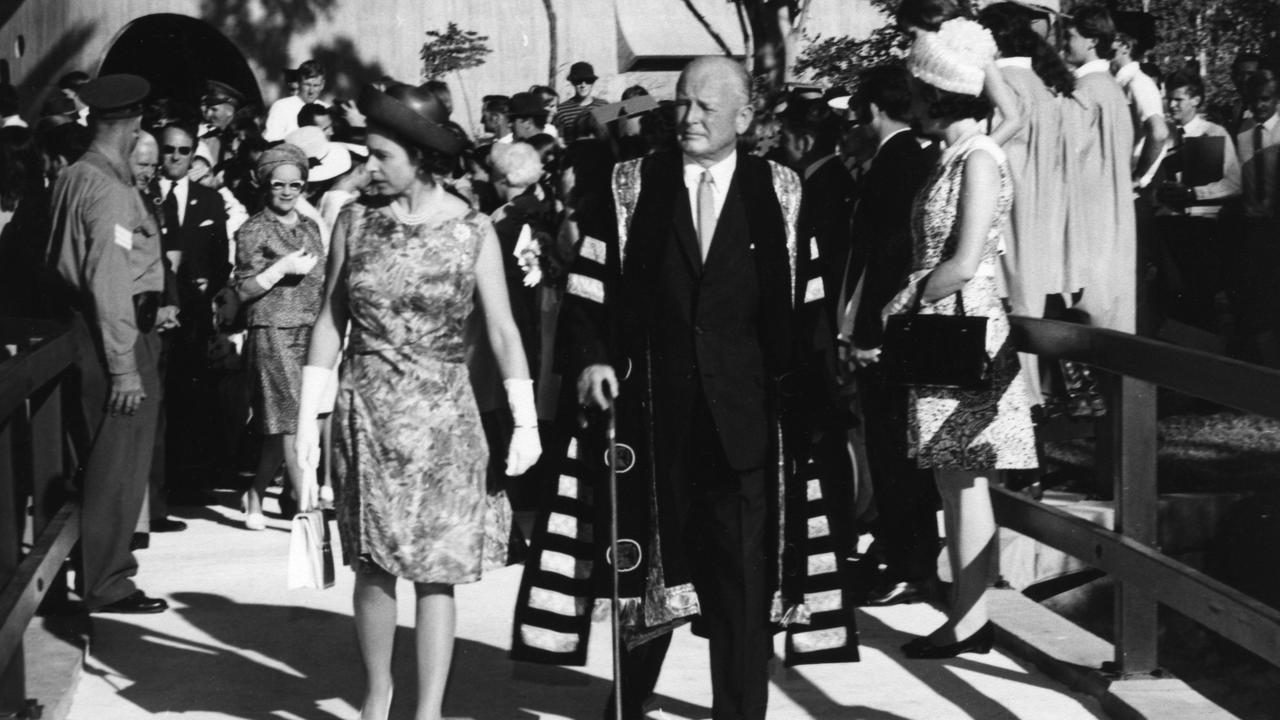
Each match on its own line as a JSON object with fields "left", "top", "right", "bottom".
{"left": 554, "top": 61, "right": 607, "bottom": 143}
{"left": 155, "top": 120, "right": 230, "bottom": 504}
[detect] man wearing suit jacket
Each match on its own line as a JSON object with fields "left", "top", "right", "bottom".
{"left": 517, "top": 57, "right": 854, "bottom": 720}
{"left": 154, "top": 121, "right": 230, "bottom": 501}
{"left": 840, "top": 63, "right": 940, "bottom": 608}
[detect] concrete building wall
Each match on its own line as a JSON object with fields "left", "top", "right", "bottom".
{"left": 0, "top": 0, "right": 877, "bottom": 132}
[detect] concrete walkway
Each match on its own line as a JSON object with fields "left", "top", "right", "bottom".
{"left": 67, "top": 497, "right": 1106, "bottom": 720}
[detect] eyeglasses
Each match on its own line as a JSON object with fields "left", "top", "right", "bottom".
{"left": 162, "top": 145, "right": 193, "bottom": 156}
{"left": 269, "top": 181, "right": 304, "bottom": 192}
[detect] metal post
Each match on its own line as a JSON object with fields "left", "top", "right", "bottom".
{"left": 1110, "top": 375, "right": 1160, "bottom": 677}
{"left": 0, "top": 418, "right": 26, "bottom": 712}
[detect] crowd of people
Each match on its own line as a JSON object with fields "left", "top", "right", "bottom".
{"left": 0, "top": 0, "right": 1277, "bottom": 718}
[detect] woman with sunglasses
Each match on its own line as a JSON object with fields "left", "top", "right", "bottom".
{"left": 229, "top": 143, "right": 323, "bottom": 529}
{"left": 295, "top": 84, "right": 540, "bottom": 720}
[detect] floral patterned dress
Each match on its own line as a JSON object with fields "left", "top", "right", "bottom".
{"left": 332, "top": 201, "right": 511, "bottom": 583}
{"left": 891, "top": 133, "right": 1038, "bottom": 470}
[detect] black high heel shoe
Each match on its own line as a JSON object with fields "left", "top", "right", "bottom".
{"left": 901, "top": 622, "right": 994, "bottom": 659}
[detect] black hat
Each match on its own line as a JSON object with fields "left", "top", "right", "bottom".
{"left": 202, "top": 79, "right": 246, "bottom": 108}
{"left": 357, "top": 83, "right": 464, "bottom": 157}
{"left": 1114, "top": 11, "right": 1157, "bottom": 53}
{"left": 508, "top": 91, "right": 548, "bottom": 119}
{"left": 567, "top": 61, "right": 598, "bottom": 83}
{"left": 79, "top": 74, "right": 150, "bottom": 120}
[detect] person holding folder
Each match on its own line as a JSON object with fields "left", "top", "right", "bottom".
{"left": 1156, "top": 71, "right": 1241, "bottom": 331}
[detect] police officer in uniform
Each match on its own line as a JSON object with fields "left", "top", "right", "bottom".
{"left": 47, "top": 74, "right": 169, "bottom": 613}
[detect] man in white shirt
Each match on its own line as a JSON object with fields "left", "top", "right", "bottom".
{"left": 1231, "top": 72, "right": 1280, "bottom": 354}
{"left": 264, "top": 60, "right": 327, "bottom": 141}
{"left": 1156, "top": 71, "right": 1242, "bottom": 330}
{"left": 1112, "top": 13, "right": 1169, "bottom": 191}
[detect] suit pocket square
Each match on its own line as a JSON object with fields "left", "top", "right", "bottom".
{"left": 199, "top": 219, "right": 215, "bottom": 227}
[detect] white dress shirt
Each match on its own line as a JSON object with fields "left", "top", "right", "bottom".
{"left": 1073, "top": 59, "right": 1112, "bottom": 79}
{"left": 1175, "top": 115, "right": 1242, "bottom": 219}
{"left": 682, "top": 150, "right": 737, "bottom": 236}
{"left": 158, "top": 176, "right": 190, "bottom": 226}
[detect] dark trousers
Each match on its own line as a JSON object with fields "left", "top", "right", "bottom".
{"left": 858, "top": 364, "right": 938, "bottom": 584}
{"left": 73, "top": 315, "right": 160, "bottom": 608}
{"left": 615, "top": 398, "right": 771, "bottom": 720}
{"left": 1155, "top": 215, "right": 1221, "bottom": 330}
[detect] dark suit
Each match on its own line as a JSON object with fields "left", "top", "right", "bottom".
{"left": 799, "top": 154, "right": 857, "bottom": 326}
{"left": 559, "top": 151, "right": 839, "bottom": 720}
{"left": 150, "top": 178, "right": 230, "bottom": 495}
{"left": 846, "top": 129, "right": 940, "bottom": 586}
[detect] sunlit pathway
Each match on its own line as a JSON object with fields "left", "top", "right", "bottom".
{"left": 67, "top": 498, "right": 1105, "bottom": 719}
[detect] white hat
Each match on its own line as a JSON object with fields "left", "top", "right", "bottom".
{"left": 284, "top": 126, "right": 352, "bottom": 182}
{"left": 907, "top": 18, "right": 996, "bottom": 97}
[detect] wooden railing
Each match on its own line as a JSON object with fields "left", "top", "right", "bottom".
{"left": 1002, "top": 316, "right": 1280, "bottom": 677}
{"left": 0, "top": 319, "right": 82, "bottom": 718}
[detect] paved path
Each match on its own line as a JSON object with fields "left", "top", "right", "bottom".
{"left": 68, "top": 497, "right": 1107, "bottom": 719}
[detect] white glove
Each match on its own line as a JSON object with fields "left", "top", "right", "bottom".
{"left": 294, "top": 365, "right": 332, "bottom": 473}
{"left": 504, "top": 378, "right": 542, "bottom": 476}
{"left": 257, "top": 248, "right": 319, "bottom": 290}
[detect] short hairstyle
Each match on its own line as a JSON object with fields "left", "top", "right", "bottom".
{"left": 780, "top": 99, "right": 840, "bottom": 154}
{"left": 41, "top": 121, "right": 89, "bottom": 164}
{"left": 483, "top": 96, "right": 510, "bottom": 115}
{"left": 296, "top": 60, "right": 325, "bottom": 80}
{"left": 1246, "top": 71, "right": 1277, "bottom": 100}
{"left": 854, "top": 63, "right": 913, "bottom": 123}
{"left": 297, "top": 103, "right": 330, "bottom": 127}
{"left": 1068, "top": 5, "right": 1117, "bottom": 61}
{"left": 1166, "top": 71, "right": 1204, "bottom": 101}
{"left": 0, "top": 126, "right": 40, "bottom": 211}
{"left": 489, "top": 140, "right": 543, "bottom": 188}
{"left": 621, "top": 85, "right": 649, "bottom": 100}
{"left": 161, "top": 120, "right": 198, "bottom": 145}
{"left": 917, "top": 81, "right": 992, "bottom": 122}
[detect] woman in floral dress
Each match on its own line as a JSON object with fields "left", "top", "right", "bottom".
{"left": 294, "top": 84, "right": 541, "bottom": 720}
{"left": 886, "top": 18, "right": 1038, "bottom": 659}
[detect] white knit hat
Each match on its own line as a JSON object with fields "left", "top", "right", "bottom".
{"left": 907, "top": 18, "right": 997, "bottom": 97}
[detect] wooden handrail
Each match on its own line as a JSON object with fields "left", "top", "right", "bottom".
{"left": 1009, "top": 316, "right": 1280, "bottom": 417}
{"left": 1003, "top": 315, "right": 1280, "bottom": 675}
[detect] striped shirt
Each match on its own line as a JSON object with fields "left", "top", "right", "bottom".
{"left": 554, "top": 97, "right": 607, "bottom": 143}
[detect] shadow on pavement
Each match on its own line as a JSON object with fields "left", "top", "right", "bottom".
{"left": 83, "top": 591, "right": 708, "bottom": 719}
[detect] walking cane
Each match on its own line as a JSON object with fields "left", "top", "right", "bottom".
{"left": 604, "top": 389, "right": 624, "bottom": 720}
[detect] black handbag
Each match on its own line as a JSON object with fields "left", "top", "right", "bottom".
{"left": 882, "top": 288, "right": 992, "bottom": 389}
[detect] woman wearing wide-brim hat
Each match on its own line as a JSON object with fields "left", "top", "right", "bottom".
{"left": 294, "top": 83, "right": 541, "bottom": 719}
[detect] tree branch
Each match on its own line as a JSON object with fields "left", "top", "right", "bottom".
{"left": 681, "top": 0, "right": 734, "bottom": 56}
{"left": 542, "top": 0, "right": 558, "bottom": 88}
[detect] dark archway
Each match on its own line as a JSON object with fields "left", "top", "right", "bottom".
{"left": 99, "top": 13, "right": 262, "bottom": 113}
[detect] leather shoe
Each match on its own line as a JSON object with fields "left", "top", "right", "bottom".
{"left": 129, "top": 532, "right": 150, "bottom": 551}
{"left": 151, "top": 517, "right": 187, "bottom": 533}
{"left": 902, "top": 622, "right": 994, "bottom": 659}
{"left": 91, "top": 590, "right": 168, "bottom": 614}
{"left": 866, "top": 580, "right": 929, "bottom": 607}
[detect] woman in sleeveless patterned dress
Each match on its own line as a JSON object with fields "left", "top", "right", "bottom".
{"left": 886, "top": 19, "right": 1038, "bottom": 659}
{"left": 293, "top": 85, "right": 542, "bottom": 720}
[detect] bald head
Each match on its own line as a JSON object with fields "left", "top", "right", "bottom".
{"left": 678, "top": 56, "right": 751, "bottom": 106}
{"left": 130, "top": 130, "right": 158, "bottom": 189}
{"left": 676, "top": 56, "right": 753, "bottom": 166}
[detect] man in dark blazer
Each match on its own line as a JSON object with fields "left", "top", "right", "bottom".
{"left": 841, "top": 63, "right": 941, "bottom": 607}
{"left": 516, "top": 57, "right": 855, "bottom": 720}
{"left": 153, "top": 120, "right": 230, "bottom": 502}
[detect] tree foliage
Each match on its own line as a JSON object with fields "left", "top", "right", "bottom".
{"left": 793, "top": 0, "right": 907, "bottom": 91}
{"left": 419, "top": 22, "right": 492, "bottom": 80}
{"left": 1106, "top": 0, "right": 1280, "bottom": 117}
